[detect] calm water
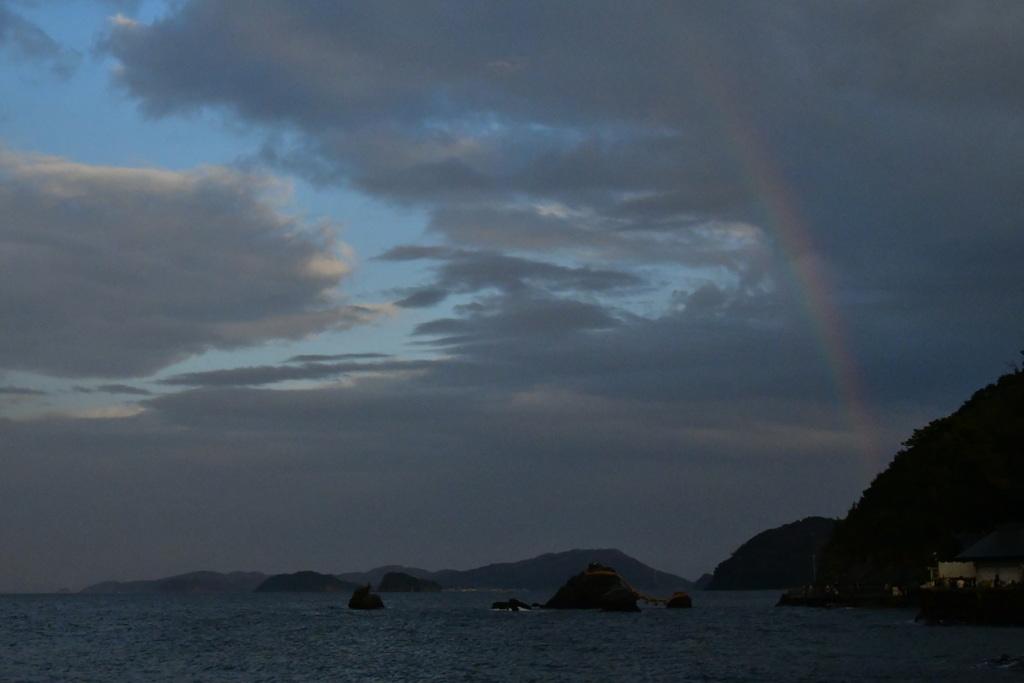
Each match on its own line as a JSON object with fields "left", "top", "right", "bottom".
{"left": 2, "top": 590, "right": 1023, "bottom": 681}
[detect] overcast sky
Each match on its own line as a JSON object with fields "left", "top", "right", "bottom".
{"left": 1, "top": 0, "right": 1021, "bottom": 592}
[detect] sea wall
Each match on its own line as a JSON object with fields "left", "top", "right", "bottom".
{"left": 916, "top": 588, "right": 1024, "bottom": 626}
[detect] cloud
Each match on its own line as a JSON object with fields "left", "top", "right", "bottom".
{"left": 379, "top": 247, "right": 647, "bottom": 307}
{"left": 0, "top": 149, "right": 371, "bottom": 378}
{"left": 95, "top": 384, "right": 152, "bottom": 396}
{"left": 284, "top": 352, "right": 390, "bottom": 363}
{"left": 0, "top": 385, "right": 46, "bottom": 396}
{"left": 779, "top": 1, "right": 1024, "bottom": 108}
{"left": 159, "top": 358, "right": 434, "bottom": 388}
{"left": 99, "top": 1, "right": 1024, "bottom": 402}
{"left": 0, "top": 0, "right": 80, "bottom": 76}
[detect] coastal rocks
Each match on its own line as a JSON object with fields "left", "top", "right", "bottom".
{"left": 544, "top": 562, "right": 640, "bottom": 612}
{"left": 348, "top": 584, "right": 385, "bottom": 610}
{"left": 491, "top": 598, "right": 533, "bottom": 611}
{"left": 985, "top": 654, "right": 1024, "bottom": 671}
{"left": 377, "top": 571, "right": 442, "bottom": 592}
{"left": 665, "top": 591, "right": 693, "bottom": 608}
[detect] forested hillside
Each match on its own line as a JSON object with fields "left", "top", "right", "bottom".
{"left": 706, "top": 517, "right": 836, "bottom": 590}
{"left": 819, "top": 365, "right": 1024, "bottom": 586}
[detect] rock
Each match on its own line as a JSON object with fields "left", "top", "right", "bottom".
{"left": 544, "top": 562, "right": 640, "bottom": 612}
{"left": 377, "top": 571, "right": 442, "bottom": 592}
{"left": 491, "top": 598, "right": 532, "bottom": 611}
{"left": 348, "top": 584, "right": 385, "bottom": 610}
{"left": 665, "top": 591, "right": 692, "bottom": 608}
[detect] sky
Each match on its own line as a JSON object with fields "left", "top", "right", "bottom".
{"left": 1, "top": 0, "right": 1021, "bottom": 592}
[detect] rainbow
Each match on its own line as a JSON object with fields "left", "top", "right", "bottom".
{"left": 684, "top": 34, "right": 885, "bottom": 479}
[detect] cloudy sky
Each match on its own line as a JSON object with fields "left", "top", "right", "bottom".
{"left": 1, "top": 0, "right": 1021, "bottom": 592}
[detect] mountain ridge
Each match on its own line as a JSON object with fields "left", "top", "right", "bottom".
{"left": 78, "top": 548, "right": 694, "bottom": 594}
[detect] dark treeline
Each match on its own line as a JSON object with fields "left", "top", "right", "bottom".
{"left": 819, "top": 363, "right": 1024, "bottom": 586}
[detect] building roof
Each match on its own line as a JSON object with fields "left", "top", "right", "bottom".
{"left": 957, "top": 523, "right": 1024, "bottom": 562}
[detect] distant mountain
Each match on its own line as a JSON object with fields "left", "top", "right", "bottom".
{"left": 79, "top": 549, "right": 692, "bottom": 595}
{"left": 377, "top": 571, "right": 442, "bottom": 592}
{"left": 337, "top": 565, "right": 432, "bottom": 587}
{"left": 421, "top": 549, "right": 692, "bottom": 592}
{"left": 705, "top": 517, "right": 836, "bottom": 590}
{"left": 254, "top": 570, "right": 358, "bottom": 593}
{"left": 820, "top": 366, "right": 1024, "bottom": 586}
{"left": 81, "top": 571, "right": 267, "bottom": 594}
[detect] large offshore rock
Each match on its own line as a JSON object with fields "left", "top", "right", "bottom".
{"left": 544, "top": 563, "right": 640, "bottom": 612}
{"left": 348, "top": 584, "right": 385, "bottom": 610}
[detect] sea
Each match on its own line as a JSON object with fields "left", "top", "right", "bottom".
{"left": 2, "top": 589, "right": 1023, "bottom": 682}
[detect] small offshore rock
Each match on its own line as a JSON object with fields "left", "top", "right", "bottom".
{"left": 665, "top": 591, "right": 692, "bottom": 608}
{"left": 491, "top": 598, "right": 532, "bottom": 611}
{"left": 348, "top": 584, "right": 384, "bottom": 610}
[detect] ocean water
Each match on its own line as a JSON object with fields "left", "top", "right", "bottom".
{"left": 2, "top": 589, "right": 1023, "bottom": 681}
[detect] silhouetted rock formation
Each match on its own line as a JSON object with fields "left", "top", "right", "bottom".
{"left": 544, "top": 563, "right": 640, "bottom": 611}
{"left": 377, "top": 571, "right": 442, "bottom": 592}
{"left": 491, "top": 598, "right": 532, "bottom": 611}
{"left": 348, "top": 584, "right": 384, "bottom": 610}
{"left": 665, "top": 591, "right": 693, "bottom": 608}
{"left": 254, "top": 570, "right": 356, "bottom": 593}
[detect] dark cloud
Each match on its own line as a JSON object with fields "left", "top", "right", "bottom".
{"left": 0, "top": 385, "right": 46, "bottom": 396}
{"left": 284, "top": 353, "right": 390, "bottom": 363}
{"left": 97, "top": 0, "right": 1020, "bottom": 516}
{"left": 100, "top": 1, "right": 1024, "bottom": 352}
{"left": 381, "top": 247, "right": 646, "bottom": 297}
{"left": 783, "top": 1, "right": 1024, "bottom": 108}
{"left": 95, "top": 384, "right": 152, "bottom": 396}
{"left": 395, "top": 288, "right": 449, "bottom": 309}
{"left": 73, "top": 384, "right": 152, "bottom": 396}
{"left": 0, "top": 150, "right": 377, "bottom": 378}
{"left": 159, "top": 358, "right": 433, "bottom": 388}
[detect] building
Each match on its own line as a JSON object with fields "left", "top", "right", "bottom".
{"left": 951, "top": 523, "right": 1024, "bottom": 587}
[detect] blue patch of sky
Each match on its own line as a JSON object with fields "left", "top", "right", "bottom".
{"left": 0, "top": 1, "right": 453, "bottom": 417}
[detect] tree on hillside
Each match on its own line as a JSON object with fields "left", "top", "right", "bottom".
{"left": 818, "top": 366, "right": 1024, "bottom": 586}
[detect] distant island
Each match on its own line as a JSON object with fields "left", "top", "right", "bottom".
{"left": 79, "top": 548, "right": 693, "bottom": 595}
{"left": 253, "top": 571, "right": 358, "bottom": 593}
{"left": 339, "top": 548, "right": 694, "bottom": 593}
{"left": 80, "top": 571, "right": 268, "bottom": 594}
